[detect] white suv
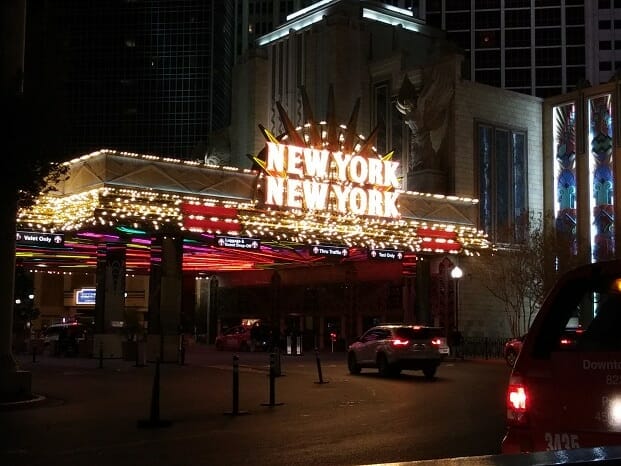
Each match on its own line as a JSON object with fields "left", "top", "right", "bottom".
{"left": 347, "top": 324, "right": 449, "bottom": 379}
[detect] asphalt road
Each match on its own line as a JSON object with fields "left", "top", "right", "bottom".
{"left": 0, "top": 345, "right": 511, "bottom": 466}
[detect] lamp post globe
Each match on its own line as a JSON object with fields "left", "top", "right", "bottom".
{"left": 450, "top": 266, "right": 463, "bottom": 331}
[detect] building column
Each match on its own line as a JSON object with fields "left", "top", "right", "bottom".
{"left": 0, "top": 0, "right": 31, "bottom": 401}
{"left": 195, "top": 275, "right": 218, "bottom": 344}
{"left": 402, "top": 276, "right": 415, "bottom": 323}
{"left": 415, "top": 257, "right": 431, "bottom": 325}
{"left": 93, "top": 243, "right": 126, "bottom": 358}
{"left": 147, "top": 234, "right": 182, "bottom": 362}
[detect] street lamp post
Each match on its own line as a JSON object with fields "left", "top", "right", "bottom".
{"left": 450, "top": 266, "right": 463, "bottom": 330}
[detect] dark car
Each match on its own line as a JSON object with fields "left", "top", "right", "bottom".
{"left": 347, "top": 324, "right": 449, "bottom": 379}
{"left": 502, "top": 260, "right": 621, "bottom": 454}
{"left": 42, "top": 322, "right": 88, "bottom": 356}
{"left": 504, "top": 335, "right": 525, "bottom": 367}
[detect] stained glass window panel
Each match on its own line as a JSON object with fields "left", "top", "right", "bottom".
{"left": 588, "top": 94, "right": 615, "bottom": 262}
{"left": 553, "top": 102, "right": 577, "bottom": 256}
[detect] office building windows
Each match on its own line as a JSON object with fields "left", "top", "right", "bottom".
{"left": 419, "top": 1, "right": 591, "bottom": 97}
{"left": 475, "top": 11, "right": 501, "bottom": 29}
{"left": 446, "top": 0, "right": 470, "bottom": 11}
{"left": 476, "top": 69, "right": 501, "bottom": 87}
{"left": 506, "top": 48, "right": 531, "bottom": 67}
{"left": 506, "top": 29, "right": 530, "bottom": 47}
{"left": 26, "top": 0, "right": 234, "bottom": 159}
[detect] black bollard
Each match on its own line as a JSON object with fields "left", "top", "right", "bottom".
{"left": 178, "top": 335, "right": 185, "bottom": 366}
{"left": 134, "top": 339, "right": 146, "bottom": 368}
{"left": 314, "top": 348, "right": 328, "bottom": 385}
{"left": 137, "top": 358, "right": 172, "bottom": 428}
{"left": 98, "top": 341, "right": 103, "bottom": 369}
{"left": 261, "top": 352, "right": 284, "bottom": 407}
{"left": 224, "top": 354, "right": 248, "bottom": 415}
{"left": 272, "top": 347, "right": 282, "bottom": 377}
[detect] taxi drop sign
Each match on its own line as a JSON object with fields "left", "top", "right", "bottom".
{"left": 262, "top": 142, "right": 401, "bottom": 218}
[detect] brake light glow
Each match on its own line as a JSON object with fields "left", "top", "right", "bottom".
{"left": 392, "top": 339, "right": 409, "bottom": 346}
{"left": 608, "top": 397, "right": 621, "bottom": 427}
{"left": 508, "top": 385, "right": 527, "bottom": 410}
{"left": 507, "top": 379, "right": 529, "bottom": 425}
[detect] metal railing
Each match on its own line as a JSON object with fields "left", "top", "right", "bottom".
{"left": 461, "top": 336, "right": 511, "bottom": 360}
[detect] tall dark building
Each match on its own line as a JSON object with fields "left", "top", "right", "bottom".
{"left": 25, "top": 1, "right": 234, "bottom": 160}
{"left": 410, "top": 0, "right": 589, "bottom": 99}
{"left": 233, "top": 0, "right": 318, "bottom": 62}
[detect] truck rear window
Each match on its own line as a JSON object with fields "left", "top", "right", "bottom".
{"left": 534, "top": 275, "right": 621, "bottom": 356}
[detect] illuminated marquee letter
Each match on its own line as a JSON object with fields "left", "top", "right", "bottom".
{"left": 367, "top": 158, "right": 384, "bottom": 186}
{"left": 332, "top": 185, "right": 351, "bottom": 213}
{"left": 348, "top": 155, "right": 368, "bottom": 184}
{"left": 332, "top": 152, "right": 352, "bottom": 182}
{"left": 383, "top": 160, "right": 400, "bottom": 188}
{"left": 286, "top": 145, "right": 304, "bottom": 177}
{"left": 266, "top": 142, "right": 285, "bottom": 174}
{"left": 286, "top": 179, "right": 303, "bottom": 208}
{"left": 302, "top": 181, "right": 329, "bottom": 210}
{"left": 349, "top": 187, "right": 367, "bottom": 215}
{"left": 367, "top": 189, "right": 384, "bottom": 216}
{"left": 265, "top": 176, "right": 285, "bottom": 206}
{"left": 383, "top": 191, "right": 400, "bottom": 217}
{"left": 303, "top": 148, "right": 330, "bottom": 178}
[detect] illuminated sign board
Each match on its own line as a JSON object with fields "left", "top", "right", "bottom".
{"left": 75, "top": 288, "right": 96, "bottom": 306}
{"left": 215, "top": 236, "right": 261, "bottom": 250}
{"left": 16, "top": 231, "right": 64, "bottom": 248}
{"left": 263, "top": 142, "right": 400, "bottom": 218}
{"left": 309, "top": 244, "right": 349, "bottom": 258}
{"left": 369, "top": 249, "right": 404, "bottom": 261}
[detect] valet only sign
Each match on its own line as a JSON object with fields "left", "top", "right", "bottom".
{"left": 263, "top": 142, "right": 401, "bottom": 218}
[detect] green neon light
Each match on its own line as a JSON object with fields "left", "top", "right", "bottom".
{"left": 116, "top": 226, "right": 147, "bottom": 235}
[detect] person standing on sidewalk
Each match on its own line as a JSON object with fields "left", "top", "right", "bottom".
{"left": 250, "top": 321, "right": 261, "bottom": 352}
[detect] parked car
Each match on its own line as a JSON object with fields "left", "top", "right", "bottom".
{"left": 215, "top": 323, "right": 272, "bottom": 352}
{"left": 347, "top": 324, "right": 449, "bottom": 379}
{"left": 42, "top": 322, "right": 88, "bottom": 356}
{"left": 502, "top": 260, "right": 621, "bottom": 454}
{"left": 504, "top": 335, "right": 525, "bottom": 367}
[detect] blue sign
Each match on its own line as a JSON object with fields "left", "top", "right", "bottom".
{"left": 309, "top": 244, "right": 349, "bottom": 258}
{"left": 368, "top": 249, "right": 404, "bottom": 261}
{"left": 16, "top": 231, "right": 64, "bottom": 248}
{"left": 75, "top": 288, "right": 96, "bottom": 305}
{"left": 215, "top": 236, "right": 261, "bottom": 250}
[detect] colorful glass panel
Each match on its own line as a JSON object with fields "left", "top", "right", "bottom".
{"left": 553, "top": 103, "right": 577, "bottom": 255}
{"left": 588, "top": 94, "right": 615, "bottom": 262}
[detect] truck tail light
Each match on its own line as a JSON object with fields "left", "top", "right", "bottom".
{"left": 506, "top": 375, "right": 529, "bottom": 426}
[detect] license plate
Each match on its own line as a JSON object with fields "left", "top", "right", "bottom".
{"left": 440, "top": 348, "right": 449, "bottom": 354}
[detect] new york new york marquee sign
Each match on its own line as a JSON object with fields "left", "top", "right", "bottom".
{"left": 261, "top": 141, "right": 401, "bottom": 218}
